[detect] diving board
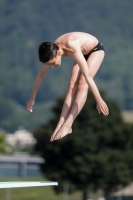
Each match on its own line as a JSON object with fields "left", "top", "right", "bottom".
{"left": 0, "top": 181, "right": 58, "bottom": 189}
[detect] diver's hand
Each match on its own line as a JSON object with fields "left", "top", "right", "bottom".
{"left": 26, "top": 98, "right": 35, "bottom": 112}
{"left": 96, "top": 99, "right": 109, "bottom": 116}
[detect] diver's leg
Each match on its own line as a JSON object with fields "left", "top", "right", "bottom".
{"left": 50, "top": 62, "right": 81, "bottom": 141}
{"left": 53, "top": 50, "right": 105, "bottom": 140}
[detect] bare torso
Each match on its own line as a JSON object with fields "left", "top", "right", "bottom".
{"left": 54, "top": 32, "right": 98, "bottom": 56}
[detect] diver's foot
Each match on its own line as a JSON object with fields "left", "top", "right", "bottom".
{"left": 50, "top": 128, "right": 60, "bottom": 142}
{"left": 51, "top": 126, "right": 72, "bottom": 141}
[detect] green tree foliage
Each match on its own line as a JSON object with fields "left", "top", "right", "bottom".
{"left": 34, "top": 91, "right": 133, "bottom": 200}
{"left": 0, "top": 133, "right": 6, "bottom": 154}
{"left": 0, "top": 0, "right": 133, "bottom": 131}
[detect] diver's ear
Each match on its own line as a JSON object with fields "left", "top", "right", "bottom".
{"left": 56, "top": 50, "right": 61, "bottom": 57}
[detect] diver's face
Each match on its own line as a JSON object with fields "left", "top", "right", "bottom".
{"left": 45, "top": 51, "right": 62, "bottom": 68}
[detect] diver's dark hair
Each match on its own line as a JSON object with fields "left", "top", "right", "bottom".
{"left": 38, "top": 42, "right": 59, "bottom": 63}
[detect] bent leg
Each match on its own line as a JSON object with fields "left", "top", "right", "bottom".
{"left": 50, "top": 62, "right": 81, "bottom": 141}
{"left": 53, "top": 50, "right": 105, "bottom": 140}
{"left": 53, "top": 74, "right": 88, "bottom": 141}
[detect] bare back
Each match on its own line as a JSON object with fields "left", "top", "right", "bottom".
{"left": 54, "top": 32, "right": 99, "bottom": 55}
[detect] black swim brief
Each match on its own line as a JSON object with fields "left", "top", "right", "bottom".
{"left": 84, "top": 42, "right": 105, "bottom": 60}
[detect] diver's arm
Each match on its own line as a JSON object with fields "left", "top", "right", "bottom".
{"left": 26, "top": 64, "right": 49, "bottom": 112}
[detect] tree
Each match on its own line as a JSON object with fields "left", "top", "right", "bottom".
{"left": 34, "top": 91, "right": 133, "bottom": 200}
{"left": 0, "top": 133, "right": 7, "bottom": 154}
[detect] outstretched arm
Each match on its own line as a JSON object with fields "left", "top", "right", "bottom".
{"left": 72, "top": 47, "right": 109, "bottom": 116}
{"left": 26, "top": 64, "right": 49, "bottom": 112}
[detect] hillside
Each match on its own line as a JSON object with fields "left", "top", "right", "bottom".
{"left": 0, "top": 0, "right": 133, "bottom": 131}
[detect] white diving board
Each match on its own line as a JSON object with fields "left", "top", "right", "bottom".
{"left": 0, "top": 181, "right": 58, "bottom": 189}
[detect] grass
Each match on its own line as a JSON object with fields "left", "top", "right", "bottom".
{"left": 0, "top": 177, "right": 81, "bottom": 200}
